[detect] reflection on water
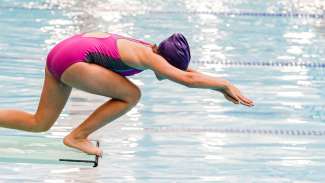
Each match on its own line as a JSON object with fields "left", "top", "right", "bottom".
{"left": 0, "top": 0, "right": 325, "bottom": 182}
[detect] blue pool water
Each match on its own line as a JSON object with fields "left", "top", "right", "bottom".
{"left": 0, "top": 0, "right": 324, "bottom": 182}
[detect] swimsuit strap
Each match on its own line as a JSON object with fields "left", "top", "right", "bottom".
{"left": 112, "top": 34, "right": 152, "bottom": 47}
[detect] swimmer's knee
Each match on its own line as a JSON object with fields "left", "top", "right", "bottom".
{"left": 29, "top": 114, "right": 53, "bottom": 132}
{"left": 125, "top": 86, "right": 141, "bottom": 107}
{"left": 129, "top": 86, "right": 141, "bottom": 106}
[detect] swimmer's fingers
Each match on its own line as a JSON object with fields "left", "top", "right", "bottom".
{"left": 225, "top": 92, "right": 253, "bottom": 107}
{"left": 239, "top": 94, "right": 253, "bottom": 104}
{"left": 239, "top": 99, "right": 254, "bottom": 107}
{"left": 236, "top": 94, "right": 253, "bottom": 107}
{"left": 238, "top": 95, "right": 254, "bottom": 107}
{"left": 223, "top": 84, "right": 253, "bottom": 107}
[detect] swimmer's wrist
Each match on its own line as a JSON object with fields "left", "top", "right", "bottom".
{"left": 221, "top": 80, "right": 231, "bottom": 91}
{"left": 213, "top": 79, "right": 230, "bottom": 92}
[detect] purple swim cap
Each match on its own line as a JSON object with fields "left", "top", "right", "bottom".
{"left": 158, "top": 33, "right": 191, "bottom": 70}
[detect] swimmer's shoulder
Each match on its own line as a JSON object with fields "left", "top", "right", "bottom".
{"left": 117, "top": 38, "right": 151, "bottom": 70}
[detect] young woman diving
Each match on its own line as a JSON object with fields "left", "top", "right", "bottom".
{"left": 0, "top": 32, "right": 254, "bottom": 156}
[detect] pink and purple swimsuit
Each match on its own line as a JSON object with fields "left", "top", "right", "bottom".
{"left": 46, "top": 33, "right": 151, "bottom": 80}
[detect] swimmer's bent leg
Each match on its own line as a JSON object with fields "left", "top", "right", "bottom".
{"left": 61, "top": 62, "right": 140, "bottom": 155}
{"left": 0, "top": 67, "right": 71, "bottom": 132}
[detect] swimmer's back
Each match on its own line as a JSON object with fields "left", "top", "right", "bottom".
{"left": 46, "top": 32, "right": 151, "bottom": 80}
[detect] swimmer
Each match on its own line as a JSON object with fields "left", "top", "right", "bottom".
{"left": 0, "top": 32, "right": 254, "bottom": 156}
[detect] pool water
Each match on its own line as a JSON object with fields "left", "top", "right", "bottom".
{"left": 0, "top": 0, "right": 324, "bottom": 182}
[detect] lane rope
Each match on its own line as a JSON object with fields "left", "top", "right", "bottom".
{"left": 143, "top": 10, "right": 325, "bottom": 19}
{"left": 126, "top": 127, "right": 325, "bottom": 136}
{"left": 191, "top": 60, "right": 325, "bottom": 68}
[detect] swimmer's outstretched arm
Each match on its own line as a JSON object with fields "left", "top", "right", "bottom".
{"left": 141, "top": 49, "right": 254, "bottom": 107}
{"left": 186, "top": 68, "right": 254, "bottom": 106}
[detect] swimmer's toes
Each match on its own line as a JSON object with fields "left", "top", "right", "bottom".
{"left": 63, "top": 136, "right": 102, "bottom": 156}
{"left": 90, "top": 148, "right": 103, "bottom": 157}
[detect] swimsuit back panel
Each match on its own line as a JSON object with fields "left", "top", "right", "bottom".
{"left": 46, "top": 33, "right": 151, "bottom": 79}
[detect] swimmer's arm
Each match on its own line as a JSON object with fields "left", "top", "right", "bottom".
{"left": 186, "top": 68, "right": 254, "bottom": 106}
{"left": 141, "top": 49, "right": 229, "bottom": 90}
{"left": 185, "top": 68, "right": 230, "bottom": 91}
{"left": 141, "top": 49, "right": 254, "bottom": 106}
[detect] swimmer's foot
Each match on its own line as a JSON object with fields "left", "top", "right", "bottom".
{"left": 63, "top": 134, "right": 102, "bottom": 157}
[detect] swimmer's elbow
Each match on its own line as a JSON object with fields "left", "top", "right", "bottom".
{"left": 182, "top": 72, "right": 198, "bottom": 88}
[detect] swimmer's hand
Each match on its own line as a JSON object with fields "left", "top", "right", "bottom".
{"left": 222, "top": 83, "right": 254, "bottom": 107}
